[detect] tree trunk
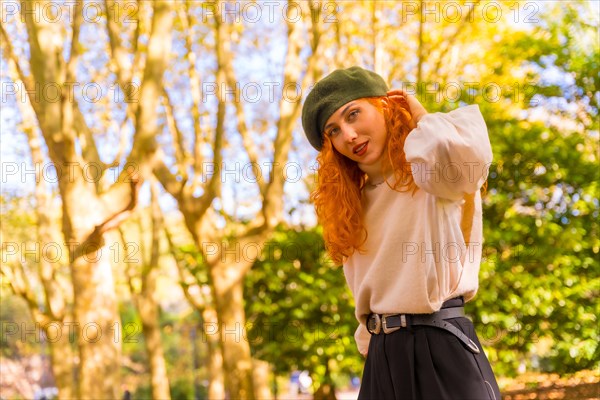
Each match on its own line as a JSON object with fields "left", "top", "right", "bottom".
{"left": 23, "top": 80, "right": 76, "bottom": 400}
{"left": 314, "top": 361, "right": 337, "bottom": 400}
{"left": 314, "top": 383, "right": 337, "bottom": 400}
{"left": 162, "top": 223, "right": 225, "bottom": 399}
{"left": 139, "top": 300, "right": 171, "bottom": 400}
{"left": 133, "top": 181, "right": 171, "bottom": 400}
{"left": 212, "top": 273, "right": 255, "bottom": 400}
{"left": 252, "top": 359, "right": 272, "bottom": 399}
{"left": 45, "top": 326, "right": 76, "bottom": 400}
{"left": 69, "top": 243, "right": 121, "bottom": 399}
{"left": 60, "top": 180, "right": 128, "bottom": 398}
{"left": 203, "top": 307, "right": 226, "bottom": 400}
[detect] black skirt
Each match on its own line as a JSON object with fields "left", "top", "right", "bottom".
{"left": 358, "top": 297, "right": 501, "bottom": 400}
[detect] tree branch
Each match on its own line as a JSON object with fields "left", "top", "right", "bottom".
{"left": 28, "top": 124, "right": 67, "bottom": 322}
{"left": 0, "top": 24, "right": 42, "bottom": 117}
{"left": 2, "top": 261, "right": 53, "bottom": 327}
{"left": 100, "top": 1, "right": 174, "bottom": 228}
{"left": 117, "top": 227, "right": 139, "bottom": 298}
{"left": 104, "top": 0, "right": 134, "bottom": 99}
{"left": 161, "top": 87, "right": 190, "bottom": 181}
{"left": 63, "top": 2, "right": 108, "bottom": 177}
{"left": 18, "top": 0, "right": 77, "bottom": 164}
{"left": 126, "top": 0, "right": 173, "bottom": 175}
{"left": 211, "top": 5, "right": 264, "bottom": 196}
{"left": 432, "top": 0, "right": 481, "bottom": 80}
{"left": 18, "top": 0, "right": 45, "bottom": 85}
{"left": 163, "top": 220, "right": 209, "bottom": 311}
{"left": 259, "top": 0, "right": 323, "bottom": 231}
{"left": 73, "top": 178, "right": 140, "bottom": 261}
{"left": 73, "top": 104, "right": 106, "bottom": 181}
{"left": 179, "top": 2, "right": 206, "bottom": 193}
{"left": 144, "top": 179, "right": 162, "bottom": 289}
{"left": 191, "top": 8, "right": 227, "bottom": 218}
{"left": 153, "top": 157, "right": 185, "bottom": 201}
{"left": 61, "top": 0, "right": 84, "bottom": 147}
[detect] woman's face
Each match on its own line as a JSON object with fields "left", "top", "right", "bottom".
{"left": 323, "top": 98, "right": 387, "bottom": 174}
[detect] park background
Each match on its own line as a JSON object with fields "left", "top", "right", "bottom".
{"left": 0, "top": 0, "right": 598, "bottom": 399}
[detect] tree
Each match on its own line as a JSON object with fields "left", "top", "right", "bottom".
{"left": 245, "top": 225, "right": 363, "bottom": 399}
{"left": 467, "top": 0, "right": 599, "bottom": 375}
{"left": 117, "top": 179, "right": 170, "bottom": 399}
{"left": 151, "top": 1, "right": 324, "bottom": 397}
{"left": 0, "top": 1, "right": 174, "bottom": 396}
{"left": 0, "top": 63, "right": 75, "bottom": 398}
{"left": 1, "top": 190, "right": 75, "bottom": 399}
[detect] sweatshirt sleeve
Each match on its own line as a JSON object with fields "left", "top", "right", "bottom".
{"left": 403, "top": 104, "right": 493, "bottom": 201}
{"left": 354, "top": 322, "right": 371, "bottom": 356}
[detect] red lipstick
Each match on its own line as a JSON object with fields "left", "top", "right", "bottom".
{"left": 353, "top": 141, "right": 368, "bottom": 156}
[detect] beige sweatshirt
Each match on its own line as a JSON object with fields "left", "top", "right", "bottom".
{"left": 342, "top": 104, "right": 493, "bottom": 356}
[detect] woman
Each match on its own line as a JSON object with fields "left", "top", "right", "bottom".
{"left": 301, "top": 66, "right": 501, "bottom": 399}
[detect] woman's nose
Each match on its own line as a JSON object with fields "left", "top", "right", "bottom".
{"left": 342, "top": 127, "right": 358, "bottom": 142}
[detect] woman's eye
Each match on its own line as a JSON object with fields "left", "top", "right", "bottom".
{"left": 348, "top": 110, "right": 359, "bottom": 119}
{"left": 329, "top": 127, "right": 340, "bottom": 136}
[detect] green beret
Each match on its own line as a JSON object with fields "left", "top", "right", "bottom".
{"left": 301, "top": 66, "right": 389, "bottom": 151}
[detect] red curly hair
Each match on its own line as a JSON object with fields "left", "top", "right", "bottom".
{"left": 310, "top": 95, "right": 417, "bottom": 265}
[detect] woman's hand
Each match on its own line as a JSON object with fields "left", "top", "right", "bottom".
{"left": 387, "top": 89, "right": 429, "bottom": 130}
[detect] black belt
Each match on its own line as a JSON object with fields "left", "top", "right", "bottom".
{"left": 366, "top": 307, "right": 480, "bottom": 354}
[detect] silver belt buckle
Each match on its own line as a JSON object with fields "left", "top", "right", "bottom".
{"left": 367, "top": 314, "right": 381, "bottom": 334}
{"left": 382, "top": 314, "right": 406, "bottom": 334}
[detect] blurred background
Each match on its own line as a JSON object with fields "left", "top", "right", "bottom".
{"left": 0, "top": 0, "right": 598, "bottom": 399}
